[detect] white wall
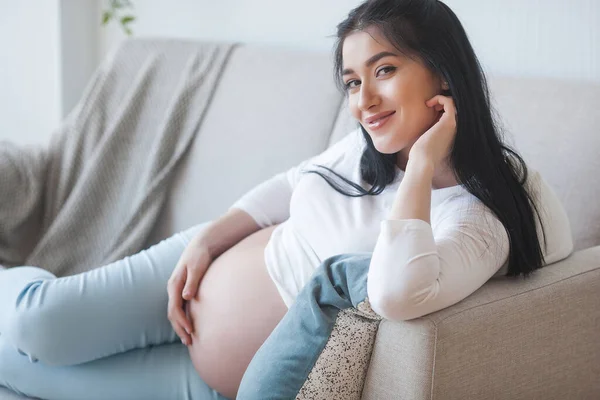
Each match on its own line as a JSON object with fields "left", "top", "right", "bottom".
{"left": 60, "top": 0, "right": 99, "bottom": 122}
{"left": 0, "top": 0, "right": 98, "bottom": 146}
{"left": 99, "top": 0, "right": 599, "bottom": 82}
{"left": 98, "top": 0, "right": 362, "bottom": 55}
{"left": 0, "top": 1, "right": 61, "bottom": 146}
{"left": 2, "top": 0, "right": 598, "bottom": 146}
{"left": 446, "top": 0, "right": 599, "bottom": 82}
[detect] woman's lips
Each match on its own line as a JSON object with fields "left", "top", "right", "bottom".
{"left": 366, "top": 111, "right": 395, "bottom": 131}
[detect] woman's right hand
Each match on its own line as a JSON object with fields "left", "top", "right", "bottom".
{"left": 167, "top": 239, "right": 213, "bottom": 346}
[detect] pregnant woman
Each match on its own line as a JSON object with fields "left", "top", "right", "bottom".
{"left": 0, "top": 0, "right": 573, "bottom": 399}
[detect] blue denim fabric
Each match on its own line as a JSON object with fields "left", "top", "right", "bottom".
{"left": 0, "top": 222, "right": 230, "bottom": 400}
{"left": 237, "top": 252, "right": 374, "bottom": 400}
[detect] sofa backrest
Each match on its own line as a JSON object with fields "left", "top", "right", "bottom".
{"left": 145, "top": 43, "right": 343, "bottom": 247}
{"left": 146, "top": 42, "right": 600, "bottom": 252}
{"left": 489, "top": 77, "right": 600, "bottom": 250}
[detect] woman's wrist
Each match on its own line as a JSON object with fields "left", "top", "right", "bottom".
{"left": 406, "top": 156, "right": 435, "bottom": 177}
{"left": 389, "top": 155, "right": 434, "bottom": 222}
{"left": 190, "top": 234, "right": 216, "bottom": 261}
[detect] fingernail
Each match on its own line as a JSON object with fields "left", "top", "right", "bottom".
{"left": 181, "top": 338, "right": 188, "bottom": 346}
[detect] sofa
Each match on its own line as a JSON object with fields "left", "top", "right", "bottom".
{"left": 1, "top": 39, "right": 599, "bottom": 400}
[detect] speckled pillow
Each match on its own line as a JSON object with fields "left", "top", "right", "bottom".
{"left": 296, "top": 298, "right": 383, "bottom": 400}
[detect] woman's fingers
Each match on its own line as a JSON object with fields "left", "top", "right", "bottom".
{"left": 426, "top": 95, "right": 455, "bottom": 115}
{"left": 173, "top": 313, "right": 192, "bottom": 346}
{"left": 167, "top": 267, "right": 193, "bottom": 344}
{"left": 182, "top": 247, "right": 211, "bottom": 300}
{"left": 168, "top": 247, "right": 212, "bottom": 345}
{"left": 425, "top": 95, "right": 441, "bottom": 107}
{"left": 183, "top": 258, "right": 202, "bottom": 301}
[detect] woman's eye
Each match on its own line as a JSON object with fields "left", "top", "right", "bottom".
{"left": 377, "top": 66, "right": 396, "bottom": 76}
{"left": 344, "top": 80, "right": 360, "bottom": 90}
{"left": 344, "top": 66, "right": 396, "bottom": 91}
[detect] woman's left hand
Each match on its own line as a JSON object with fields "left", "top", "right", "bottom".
{"left": 408, "top": 95, "right": 457, "bottom": 169}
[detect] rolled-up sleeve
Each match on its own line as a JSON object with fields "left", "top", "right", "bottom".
{"left": 367, "top": 169, "right": 574, "bottom": 322}
{"left": 229, "top": 130, "right": 361, "bottom": 228}
{"left": 367, "top": 208, "right": 510, "bottom": 321}
{"left": 229, "top": 169, "right": 297, "bottom": 228}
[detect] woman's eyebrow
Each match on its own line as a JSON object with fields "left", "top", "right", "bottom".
{"left": 342, "top": 51, "right": 399, "bottom": 76}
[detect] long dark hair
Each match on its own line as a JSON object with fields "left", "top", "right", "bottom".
{"left": 307, "top": 0, "right": 546, "bottom": 277}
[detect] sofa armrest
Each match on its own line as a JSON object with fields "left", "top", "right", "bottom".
{"left": 362, "top": 245, "right": 600, "bottom": 400}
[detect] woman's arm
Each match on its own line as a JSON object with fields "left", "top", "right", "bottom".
{"left": 368, "top": 161, "right": 573, "bottom": 322}
{"left": 366, "top": 94, "right": 572, "bottom": 321}
{"left": 388, "top": 157, "right": 434, "bottom": 223}
{"left": 170, "top": 130, "right": 360, "bottom": 336}
{"left": 367, "top": 94, "right": 491, "bottom": 321}
{"left": 367, "top": 200, "right": 510, "bottom": 321}
{"left": 193, "top": 207, "right": 261, "bottom": 260}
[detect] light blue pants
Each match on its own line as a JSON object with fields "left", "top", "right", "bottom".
{"left": 0, "top": 222, "right": 230, "bottom": 400}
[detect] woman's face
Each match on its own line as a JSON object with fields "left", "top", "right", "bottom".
{"left": 342, "top": 27, "right": 445, "bottom": 161}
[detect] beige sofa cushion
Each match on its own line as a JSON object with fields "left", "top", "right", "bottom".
{"left": 488, "top": 77, "right": 600, "bottom": 250}
{"left": 146, "top": 44, "right": 343, "bottom": 246}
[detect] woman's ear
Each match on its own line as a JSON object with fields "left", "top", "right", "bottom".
{"left": 440, "top": 80, "right": 451, "bottom": 97}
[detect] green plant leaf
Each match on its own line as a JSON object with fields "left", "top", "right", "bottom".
{"left": 102, "top": 10, "right": 113, "bottom": 25}
{"left": 124, "top": 27, "right": 133, "bottom": 36}
{"left": 121, "top": 15, "right": 136, "bottom": 25}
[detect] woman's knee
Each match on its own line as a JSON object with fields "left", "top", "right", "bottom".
{"left": 3, "top": 279, "right": 64, "bottom": 366}
{"left": 308, "top": 253, "right": 371, "bottom": 306}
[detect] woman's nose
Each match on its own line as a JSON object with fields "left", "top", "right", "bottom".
{"left": 357, "top": 84, "right": 380, "bottom": 111}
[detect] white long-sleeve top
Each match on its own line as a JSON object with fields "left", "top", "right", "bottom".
{"left": 229, "top": 129, "right": 574, "bottom": 321}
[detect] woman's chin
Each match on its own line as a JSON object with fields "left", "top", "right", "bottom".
{"left": 370, "top": 135, "right": 400, "bottom": 154}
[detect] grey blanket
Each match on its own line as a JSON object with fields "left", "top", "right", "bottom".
{"left": 0, "top": 39, "right": 235, "bottom": 277}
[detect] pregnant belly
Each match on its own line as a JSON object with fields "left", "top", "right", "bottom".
{"left": 185, "top": 224, "right": 288, "bottom": 399}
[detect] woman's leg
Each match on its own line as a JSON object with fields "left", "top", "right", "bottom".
{"left": 237, "top": 253, "right": 383, "bottom": 400}
{"left": 0, "top": 222, "right": 209, "bottom": 367}
{"left": 0, "top": 222, "right": 234, "bottom": 399}
{"left": 0, "top": 333, "right": 230, "bottom": 400}
{"left": 0, "top": 222, "right": 211, "bottom": 367}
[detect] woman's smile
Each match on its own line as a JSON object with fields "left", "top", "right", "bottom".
{"left": 366, "top": 111, "right": 396, "bottom": 131}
